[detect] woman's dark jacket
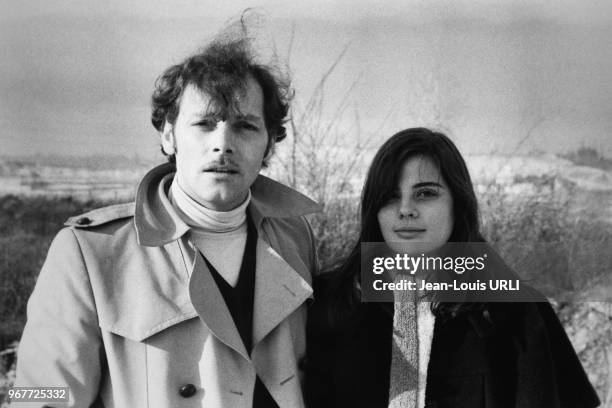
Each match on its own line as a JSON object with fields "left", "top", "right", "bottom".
{"left": 305, "top": 277, "right": 600, "bottom": 408}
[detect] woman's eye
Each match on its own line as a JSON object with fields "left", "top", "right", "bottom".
{"left": 415, "top": 188, "right": 439, "bottom": 200}
{"left": 385, "top": 192, "right": 401, "bottom": 203}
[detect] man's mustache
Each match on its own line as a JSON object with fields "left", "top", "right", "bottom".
{"left": 201, "top": 158, "right": 240, "bottom": 173}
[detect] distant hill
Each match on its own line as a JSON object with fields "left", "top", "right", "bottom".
{"left": 0, "top": 154, "right": 159, "bottom": 201}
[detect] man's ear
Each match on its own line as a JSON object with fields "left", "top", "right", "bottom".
{"left": 160, "top": 121, "right": 175, "bottom": 155}
{"left": 262, "top": 136, "right": 276, "bottom": 167}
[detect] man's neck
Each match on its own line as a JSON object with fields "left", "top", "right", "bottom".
{"left": 169, "top": 179, "right": 250, "bottom": 232}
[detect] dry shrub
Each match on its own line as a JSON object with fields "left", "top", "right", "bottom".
{"left": 479, "top": 183, "right": 612, "bottom": 300}
{"left": 269, "top": 45, "right": 375, "bottom": 270}
{"left": 0, "top": 195, "right": 112, "bottom": 345}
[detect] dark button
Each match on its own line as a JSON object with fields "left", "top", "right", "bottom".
{"left": 76, "top": 217, "right": 92, "bottom": 225}
{"left": 483, "top": 308, "right": 492, "bottom": 323}
{"left": 179, "top": 384, "right": 197, "bottom": 398}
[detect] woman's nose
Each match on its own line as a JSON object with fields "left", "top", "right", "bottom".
{"left": 398, "top": 199, "right": 418, "bottom": 219}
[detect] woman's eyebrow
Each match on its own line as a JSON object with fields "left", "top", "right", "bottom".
{"left": 412, "top": 181, "right": 443, "bottom": 188}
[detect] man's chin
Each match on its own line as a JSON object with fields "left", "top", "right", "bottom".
{"left": 195, "top": 190, "right": 247, "bottom": 212}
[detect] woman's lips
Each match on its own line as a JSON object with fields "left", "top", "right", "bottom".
{"left": 393, "top": 228, "right": 426, "bottom": 239}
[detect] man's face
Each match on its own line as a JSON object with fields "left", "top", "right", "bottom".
{"left": 161, "top": 77, "right": 269, "bottom": 211}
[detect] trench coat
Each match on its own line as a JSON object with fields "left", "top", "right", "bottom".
{"left": 15, "top": 163, "right": 321, "bottom": 408}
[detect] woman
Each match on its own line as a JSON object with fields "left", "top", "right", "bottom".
{"left": 305, "top": 128, "right": 599, "bottom": 408}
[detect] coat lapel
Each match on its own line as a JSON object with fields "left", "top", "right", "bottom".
{"left": 189, "top": 252, "right": 250, "bottom": 360}
{"left": 252, "top": 238, "right": 313, "bottom": 346}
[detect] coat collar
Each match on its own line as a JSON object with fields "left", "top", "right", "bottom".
{"left": 135, "top": 163, "right": 321, "bottom": 247}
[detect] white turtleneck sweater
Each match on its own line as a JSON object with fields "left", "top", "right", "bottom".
{"left": 169, "top": 179, "right": 250, "bottom": 287}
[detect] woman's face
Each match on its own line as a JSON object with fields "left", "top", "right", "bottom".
{"left": 377, "top": 155, "right": 454, "bottom": 255}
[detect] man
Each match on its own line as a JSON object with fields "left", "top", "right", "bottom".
{"left": 15, "top": 35, "right": 320, "bottom": 408}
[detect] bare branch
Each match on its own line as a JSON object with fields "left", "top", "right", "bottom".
{"left": 286, "top": 23, "right": 296, "bottom": 65}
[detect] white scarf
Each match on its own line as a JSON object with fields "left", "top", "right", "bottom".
{"left": 169, "top": 179, "right": 250, "bottom": 232}
{"left": 388, "top": 276, "right": 435, "bottom": 408}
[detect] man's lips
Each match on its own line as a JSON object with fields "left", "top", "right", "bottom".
{"left": 202, "top": 166, "right": 239, "bottom": 174}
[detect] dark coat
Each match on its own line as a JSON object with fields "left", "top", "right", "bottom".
{"left": 305, "top": 287, "right": 600, "bottom": 408}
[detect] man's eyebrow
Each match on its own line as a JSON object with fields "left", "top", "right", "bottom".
{"left": 191, "top": 112, "right": 217, "bottom": 120}
{"left": 413, "top": 181, "right": 444, "bottom": 188}
{"left": 234, "top": 113, "right": 264, "bottom": 122}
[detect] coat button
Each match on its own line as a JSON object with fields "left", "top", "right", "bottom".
{"left": 179, "top": 384, "right": 197, "bottom": 398}
{"left": 76, "top": 217, "right": 92, "bottom": 225}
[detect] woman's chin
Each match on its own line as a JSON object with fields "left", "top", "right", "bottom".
{"left": 385, "top": 241, "right": 443, "bottom": 255}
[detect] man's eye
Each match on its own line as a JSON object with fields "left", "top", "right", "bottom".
{"left": 415, "top": 188, "right": 439, "bottom": 200}
{"left": 195, "top": 119, "right": 216, "bottom": 129}
{"left": 236, "top": 121, "right": 259, "bottom": 131}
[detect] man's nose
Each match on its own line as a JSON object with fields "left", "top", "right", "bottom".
{"left": 211, "top": 122, "right": 235, "bottom": 154}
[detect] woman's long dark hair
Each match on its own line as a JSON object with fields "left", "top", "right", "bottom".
{"left": 320, "top": 127, "right": 486, "bottom": 328}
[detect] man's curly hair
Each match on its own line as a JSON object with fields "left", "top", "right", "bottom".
{"left": 151, "top": 37, "right": 291, "bottom": 164}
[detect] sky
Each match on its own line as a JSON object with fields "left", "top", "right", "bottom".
{"left": 2, "top": 0, "right": 612, "bottom": 160}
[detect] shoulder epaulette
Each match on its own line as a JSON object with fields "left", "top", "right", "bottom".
{"left": 65, "top": 202, "right": 135, "bottom": 228}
